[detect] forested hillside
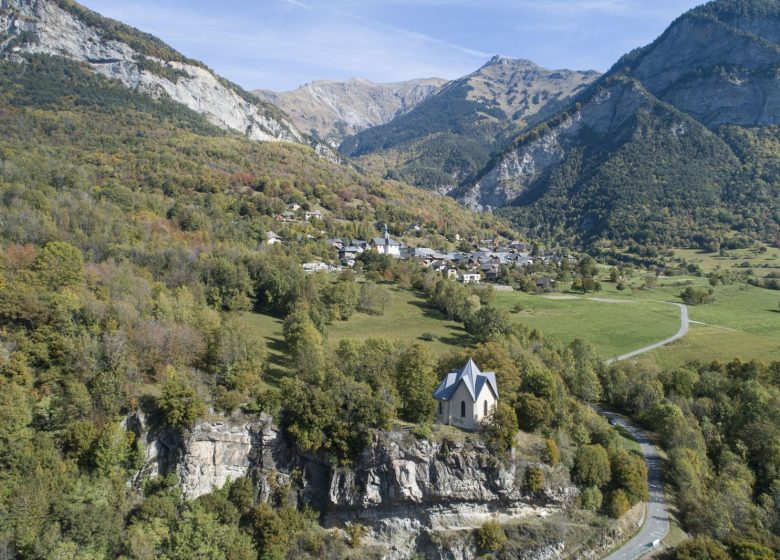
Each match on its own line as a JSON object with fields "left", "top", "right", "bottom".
{"left": 0, "top": 50, "right": 515, "bottom": 558}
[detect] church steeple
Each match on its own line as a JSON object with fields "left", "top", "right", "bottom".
{"left": 383, "top": 223, "right": 389, "bottom": 241}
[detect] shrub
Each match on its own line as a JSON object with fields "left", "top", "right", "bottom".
{"left": 410, "top": 424, "right": 432, "bottom": 440}
{"left": 345, "top": 523, "right": 364, "bottom": 548}
{"left": 580, "top": 486, "right": 603, "bottom": 511}
{"left": 543, "top": 439, "right": 560, "bottom": 466}
{"left": 158, "top": 366, "right": 205, "bottom": 431}
{"left": 476, "top": 520, "right": 507, "bottom": 553}
{"left": 573, "top": 444, "right": 611, "bottom": 488}
{"left": 515, "top": 392, "right": 552, "bottom": 431}
{"left": 680, "top": 286, "right": 715, "bottom": 305}
{"left": 480, "top": 402, "right": 518, "bottom": 454}
{"left": 674, "top": 536, "right": 730, "bottom": 560}
{"left": 524, "top": 466, "right": 545, "bottom": 492}
{"left": 608, "top": 489, "right": 631, "bottom": 518}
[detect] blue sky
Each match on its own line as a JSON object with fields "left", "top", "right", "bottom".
{"left": 79, "top": 0, "right": 705, "bottom": 91}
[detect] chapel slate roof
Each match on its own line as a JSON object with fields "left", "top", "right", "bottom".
{"left": 371, "top": 237, "right": 401, "bottom": 246}
{"left": 432, "top": 358, "right": 498, "bottom": 402}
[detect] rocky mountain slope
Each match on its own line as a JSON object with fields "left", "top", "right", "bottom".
{"left": 0, "top": 0, "right": 304, "bottom": 143}
{"left": 255, "top": 76, "right": 446, "bottom": 147}
{"left": 132, "top": 415, "right": 628, "bottom": 560}
{"left": 460, "top": 0, "right": 780, "bottom": 248}
{"left": 338, "top": 56, "right": 599, "bottom": 190}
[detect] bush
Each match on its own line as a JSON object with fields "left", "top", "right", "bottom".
{"left": 680, "top": 286, "right": 715, "bottom": 305}
{"left": 345, "top": 523, "right": 364, "bottom": 548}
{"left": 729, "top": 539, "right": 775, "bottom": 560}
{"left": 410, "top": 424, "right": 432, "bottom": 440}
{"left": 579, "top": 486, "right": 603, "bottom": 511}
{"left": 159, "top": 366, "right": 205, "bottom": 431}
{"left": 608, "top": 489, "right": 631, "bottom": 518}
{"left": 480, "top": 402, "right": 519, "bottom": 454}
{"left": 524, "top": 466, "right": 545, "bottom": 492}
{"left": 573, "top": 444, "right": 611, "bottom": 488}
{"left": 464, "top": 306, "right": 511, "bottom": 342}
{"left": 515, "top": 392, "right": 552, "bottom": 431}
{"left": 543, "top": 439, "right": 560, "bottom": 466}
{"left": 476, "top": 520, "right": 507, "bottom": 553}
{"left": 674, "top": 536, "right": 730, "bottom": 560}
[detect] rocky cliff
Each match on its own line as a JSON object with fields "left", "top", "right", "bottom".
{"left": 131, "top": 415, "right": 581, "bottom": 559}
{"left": 0, "top": 0, "right": 304, "bottom": 143}
{"left": 619, "top": 4, "right": 780, "bottom": 128}
{"left": 457, "top": 0, "right": 780, "bottom": 247}
{"left": 337, "top": 56, "right": 599, "bottom": 191}
{"left": 255, "top": 77, "right": 447, "bottom": 147}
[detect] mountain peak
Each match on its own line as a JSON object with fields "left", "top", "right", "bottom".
{"left": 481, "top": 55, "right": 538, "bottom": 69}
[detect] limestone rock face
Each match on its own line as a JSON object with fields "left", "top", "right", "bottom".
{"left": 0, "top": 0, "right": 303, "bottom": 143}
{"left": 256, "top": 77, "right": 447, "bottom": 147}
{"left": 136, "top": 418, "right": 576, "bottom": 559}
{"left": 628, "top": 14, "right": 780, "bottom": 128}
{"left": 462, "top": 80, "right": 653, "bottom": 211}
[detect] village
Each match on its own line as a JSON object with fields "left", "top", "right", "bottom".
{"left": 266, "top": 215, "right": 575, "bottom": 289}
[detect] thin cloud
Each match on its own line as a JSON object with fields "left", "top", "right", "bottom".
{"left": 77, "top": 0, "right": 701, "bottom": 90}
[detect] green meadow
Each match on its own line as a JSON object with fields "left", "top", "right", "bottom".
{"left": 242, "top": 260, "right": 780, "bottom": 374}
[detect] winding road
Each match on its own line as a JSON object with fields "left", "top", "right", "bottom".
{"left": 600, "top": 410, "right": 670, "bottom": 560}
{"left": 597, "top": 299, "right": 689, "bottom": 559}
{"left": 605, "top": 302, "right": 690, "bottom": 364}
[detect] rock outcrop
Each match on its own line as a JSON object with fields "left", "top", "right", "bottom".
{"left": 462, "top": 79, "right": 655, "bottom": 211}
{"left": 255, "top": 77, "right": 447, "bottom": 147}
{"left": 627, "top": 8, "right": 780, "bottom": 128}
{"left": 0, "top": 0, "right": 303, "bottom": 143}
{"left": 132, "top": 415, "right": 576, "bottom": 559}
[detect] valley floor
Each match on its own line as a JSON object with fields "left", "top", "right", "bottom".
{"left": 242, "top": 273, "right": 780, "bottom": 376}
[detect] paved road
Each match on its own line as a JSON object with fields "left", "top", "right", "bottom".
{"left": 597, "top": 301, "right": 687, "bottom": 559}
{"left": 605, "top": 302, "right": 689, "bottom": 364}
{"left": 600, "top": 410, "right": 669, "bottom": 560}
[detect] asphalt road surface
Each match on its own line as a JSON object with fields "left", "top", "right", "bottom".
{"left": 598, "top": 302, "right": 687, "bottom": 558}
{"left": 600, "top": 410, "right": 670, "bottom": 560}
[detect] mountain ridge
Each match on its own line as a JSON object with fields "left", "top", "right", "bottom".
{"left": 0, "top": 0, "right": 312, "bottom": 146}
{"left": 338, "top": 56, "right": 600, "bottom": 191}
{"left": 254, "top": 76, "right": 446, "bottom": 147}
{"left": 454, "top": 0, "right": 780, "bottom": 248}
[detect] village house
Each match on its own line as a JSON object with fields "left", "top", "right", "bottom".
{"left": 536, "top": 277, "right": 556, "bottom": 293}
{"left": 301, "top": 262, "right": 330, "bottom": 272}
{"left": 338, "top": 246, "right": 361, "bottom": 261}
{"left": 460, "top": 272, "right": 481, "bottom": 284}
{"left": 433, "top": 359, "right": 498, "bottom": 431}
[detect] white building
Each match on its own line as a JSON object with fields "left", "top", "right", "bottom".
{"left": 370, "top": 225, "right": 401, "bottom": 257}
{"left": 433, "top": 359, "right": 498, "bottom": 431}
{"left": 460, "top": 273, "right": 481, "bottom": 284}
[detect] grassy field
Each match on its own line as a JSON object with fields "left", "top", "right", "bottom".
{"left": 240, "top": 286, "right": 471, "bottom": 380}
{"left": 590, "top": 277, "right": 780, "bottom": 366}
{"left": 672, "top": 246, "right": 780, "bottom": 278}
{"left": 493, "top": 291, "right": 681, "bottom": 360}
{"left": 241, "top": 265, "right": 780, "bottom": 377}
